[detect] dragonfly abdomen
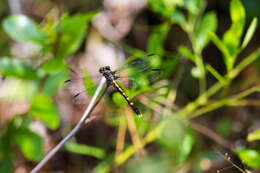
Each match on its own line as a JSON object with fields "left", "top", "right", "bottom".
{"left": 111, "top": 80, "right": 142, "bottom": 116}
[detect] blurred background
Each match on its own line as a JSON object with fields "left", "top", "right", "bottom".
{"left": 0, "top": 0, "right": 260, "bottom": 172}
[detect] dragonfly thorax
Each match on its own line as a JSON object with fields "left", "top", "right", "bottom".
{"left": 99, "top": 66, "right": 116, "bottom": 84}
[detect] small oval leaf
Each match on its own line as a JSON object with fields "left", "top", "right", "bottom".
{"left": 241, "top": 17, "right": 258, "bottom": 50}
{"left": 14, "top": 129, "right": 43, "bottom": 161}
{"left": 30, "top": 93, "right": 59, "bottom": 130}
{"left": 195, "top": 12, "right": 217, "bottom": 52}
{"left": 238, "top": 148, "right": 260, "bottom": 169}
{"left": 2, "top": 15, "right": 48, "bottom": 45}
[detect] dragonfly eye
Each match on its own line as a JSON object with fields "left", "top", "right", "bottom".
{"left": 105, "top": 66, "right": 110, "bottom": 70}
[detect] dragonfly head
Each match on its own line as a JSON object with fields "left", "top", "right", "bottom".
{"left": 99, "top": 66, "right": 111, "bottom": 74}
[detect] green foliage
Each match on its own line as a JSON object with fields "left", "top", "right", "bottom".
{"left": 194, "top": 12, "right": 217, "bottom": 52}
{"left": 64, "top": 142, "right": 106, "bottom": 159}
{"left": 0, "top": 115, "right": 43, "bottom": 163}
{"left": 40, "top": 58, "right": 66, "bottom": 74}
{"left": 13, "top": 128, "right": 43, "bottom": 161}
{"left": 0, "top": 0, "right": 259, "bottom": 171}
{"left": 43, "top": 70, "right": 69, "bottom": 96}
{"left": 30, "top": 94, "right": 59, "bottom": 130}
{"left": 56, "top": 13, "right": 97, "bottom": 58}
{"left": 2, "top": 15, "right": 49, "bottom": 46}
{"left": 0, "top": 160, "right": 13, "bottom": 173}
{"left": 158, "top": 117, "right": 194, "bottom": 164}
{"left": 223, "top": 0, "right": 245, "bottom": 58}
{"left": 238, "top": 148, "right": 260, "bottom": 168}
{"left": 147, "top": 23, "right": 170, "bottom": 55}
{"left": 83, "top": 71, "right": 97, "bottom": 97}
{"left": 112, "top": 92, "right": 127, "bottom": 108}
{"left": 0, "top": 57, "right": 42, "bottom": 79}
{"left": 247, "top": 128, "right": 260, "bottom": 142}
{"left": 241, "top": 17, "right": 258, "bottom": 50}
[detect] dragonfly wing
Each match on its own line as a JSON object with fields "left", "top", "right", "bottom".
{"left": 116, "top": 54, "right": 161, "bottom": 74}
{"left": 117, "top": 68, "right": 162, "bottom": 90}
{"left": 65, "top": 68, "right": 102, "bottom": 104}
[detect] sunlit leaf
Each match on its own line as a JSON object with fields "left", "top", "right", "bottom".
{"left": 2, "top": 15, "right": 48, "bottom": 46}
{"left": 195, "top": 12, "right": 217, "bottom": 52}
{"left": 177, "top": 125, "right": 194, "bottom": 164}
{"left": 83, "top": 71, "right": 97, "bottom": 97}
{"left": 0, "top": 57, "right": 41, "bottom": 79}
{"left": 64, "top": 142, "right": 105, "bottom": 159}
{"left": 191, "top": 67, "right": 202, "bottom": 78}
{"left": 147, "top": 24, "right": 170, "bottom": 55}
{"left": 13, "top": 129, "right": 43, "bottom": 161}
{"left": 170, "top": 10, "right": 186, "bottom": 28}
{"left": 43, "top": 70, "right": 69, "bottom": 96}
{"left": 182, "top": 0, "right": 201, "bottom": 14}
{"left": 178, "top": 45, "right": 195, "bottom": 63}
{"left": 30, "top": 93, "right": 59, "bottom": 130}
{"left": 205, "top": 64, "right": 227, "bottom": 85}
{"left": 208, "top": 31, "right": 231, "bottom": 71}
{"left": 241, "top": 17, "right": 258, "bottom": 50}
{"left": 238, "top": 148, "right": 260, "bottom": 168}
{"left": 222, "top": 0, "right": 245, "bottom": 57}
{"left": 247, "top": 128, "right": 260, "bottom": 142}
{"left": 56, "top": 13, "right": 97, "bottom": 58}
{"left": 112, "top": 92, "right": 127, "bottom": 108}
{"left": 40, "top": 58, "right": 66, "bottom": 74}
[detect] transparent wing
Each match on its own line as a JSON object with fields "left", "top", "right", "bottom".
{"left": 64, "top": 68, "right": 101, "bottom": 104}
{"left": 115, "top": 54, "right": 162, "bottom": 89}
{"left": 116, "top": 54, "right": 161, "bottom": 74}
{"left": 65, "top": 54, "right": 162, "bottom": 103}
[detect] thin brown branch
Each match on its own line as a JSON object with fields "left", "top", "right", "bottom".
{"left": 191, "top": 122, "right": 235, "bottom": 152}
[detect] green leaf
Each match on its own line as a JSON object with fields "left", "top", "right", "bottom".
{"left": 247, "top": 128, "right": 260, "bottom": 142}
{"left": 191, "top": 66, "right": 202, "bottom": 78}
{"left": 241, "top": 17, "right": 258, "bottom": 50}
{"left": 170, "top": 10, "right": 186, "bottom": 28}
{"left": 112, "top": 92, "right": 127, "bottom": 108}
{"left": 147, "top": 24, "right": 170, "bottom": 55}
{"left": 64, "top": 142, "right": 105, "bottom": 159}
{"left": 161, "top": 55, "right": 179, "bottom": 78}
{"left": 0, "top": 57, "right": 41, "bottom": 79}
{"left": 13, "top": 129, "right": 43, "bottom": 161}
{"left": 238, "top": 148, "right": 260, "bottom": 169}
{"left": 223, "top": 0, "right": 246, "bottom": 57}
{"left": 208, "top": 31, "right": 231, "bottom": 71}
{"left": 158, "top": 117, "right": 187, "bottom": 155}
{"left": 30, "top": 93, "right": 59, "bottom": 130}
{"left": 40, "top": 58, "right": 66, "bottom": 74}
{"left": 177, "top": 125, "right": 194, "bottom": 164}
{"left": 182, "top": 0, "right": 201, "bottom": 14}
{"left": 205, "top": 64, "right": 227, "bottom": 85}
{"left": 195, "top": 12, "right": 217, "bottom": 52}
{"left": 56, "top": 13, "right": 97, "bottom": 58}
{"left": 0, "top": 159, "right": 13, "bottom": 173}
{"left": 83, "top": 71, "right": 97, "bottom": 97}
{"left": 43, "top": 70, "right": 69, "bottom": 96}
{"left": 178, "top": 45, "right": 195, "bottom": 63}
{"left": 2, "top": 15, "right": 48, "bottom": 46}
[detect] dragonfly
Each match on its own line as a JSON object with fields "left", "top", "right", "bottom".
{"left": 65, "top": 54, "right": 162, "bottom": 117}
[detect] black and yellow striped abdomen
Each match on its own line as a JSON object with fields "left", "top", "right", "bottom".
{"left": 111, "top": 80, "right": 142, "bottom": 116}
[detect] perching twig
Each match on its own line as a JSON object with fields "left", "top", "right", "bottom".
{"left": 31, "top": 77, "right": 107, "bottom": 173}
